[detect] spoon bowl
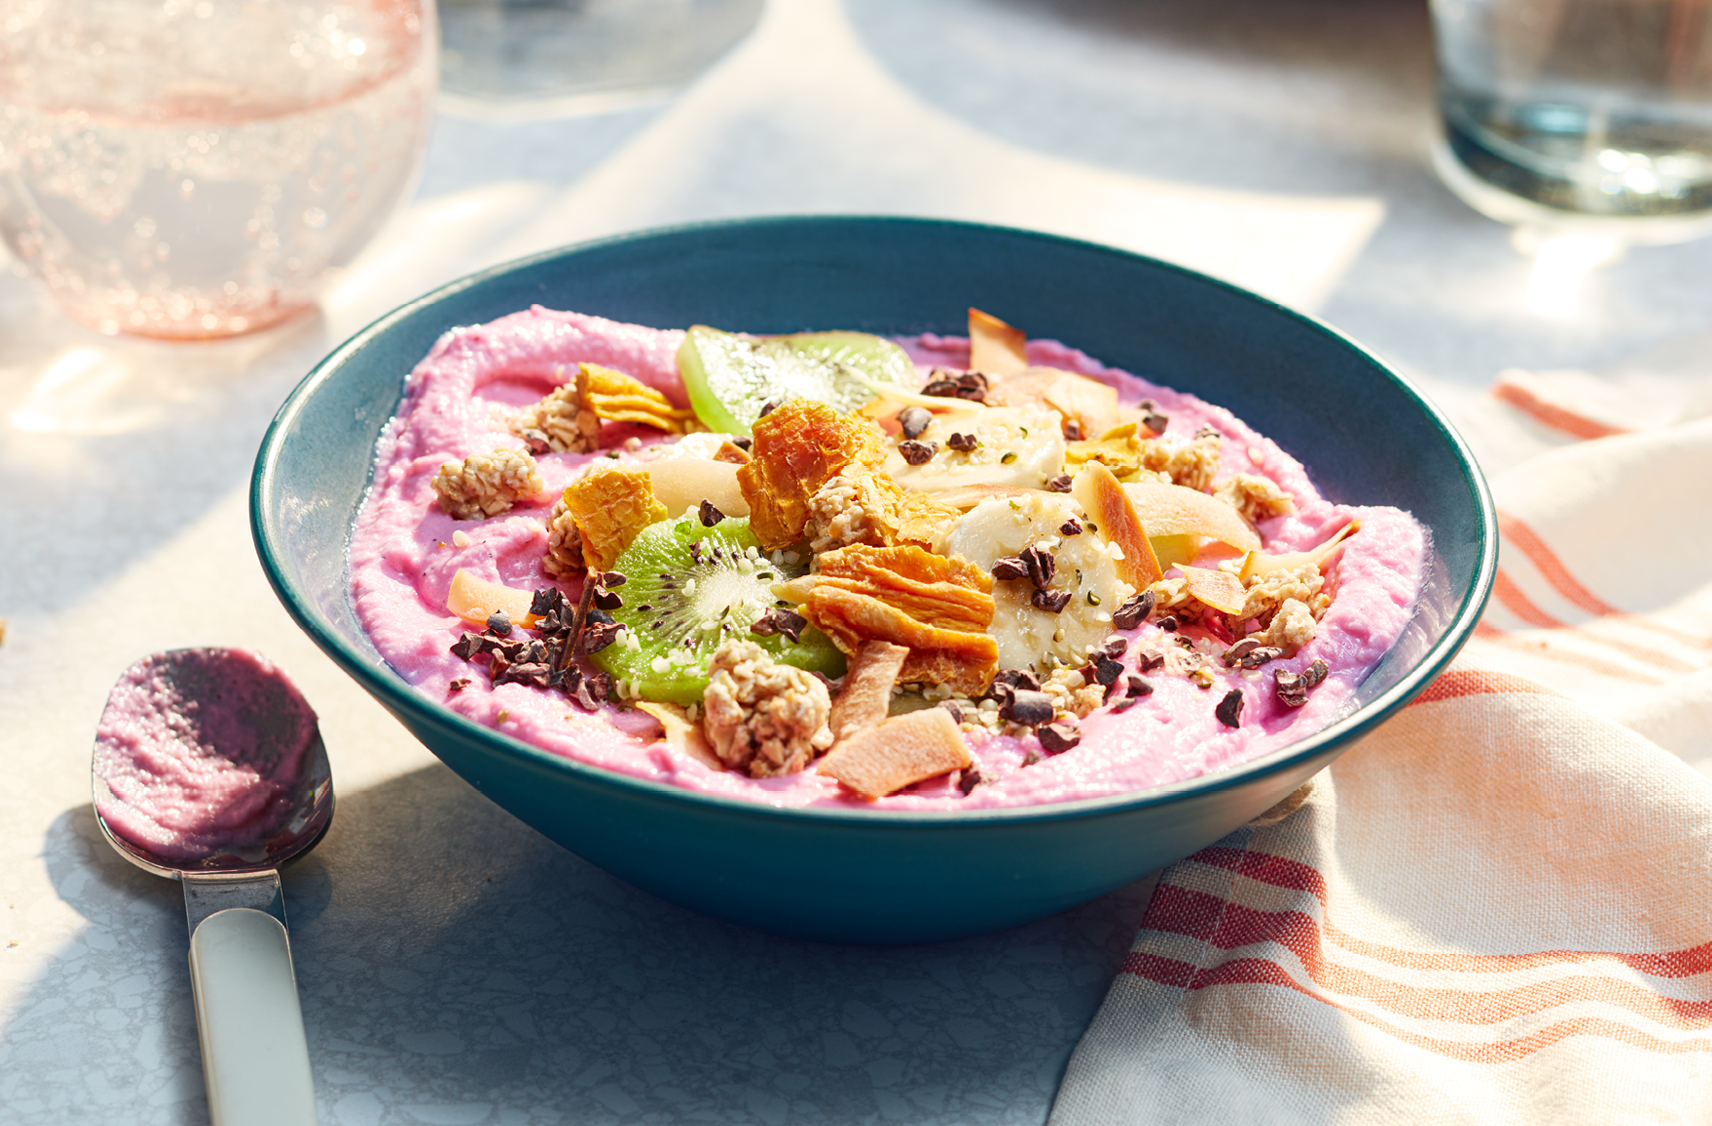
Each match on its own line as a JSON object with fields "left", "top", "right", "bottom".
{"left": 92, "top": 647, "right": 329, "bottom": 1126}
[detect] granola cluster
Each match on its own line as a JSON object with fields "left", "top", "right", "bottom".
{"left": 1065, "top": 424, "right": 1222, "bottom": 490}
{"left": 511, "top": 363, "right": 694, "bottom": 455}
{"left": 511, "top": 384, "right": 599, "bottom": 454}
{"left": 803, "top": 468, "right": 957, "bottom": 555}
{"left": 1214, "top": 472, "right": 1295, "bottom": 524}
{"left": 432, "top": 448, "right": 544, "bottom": 520}
{"left": 702, "top": 640, "right": 835, "bottom": 777}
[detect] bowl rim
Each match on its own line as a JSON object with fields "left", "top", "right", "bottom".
{"left": 252, "top": 213, "right": 1498, "bottom": 829}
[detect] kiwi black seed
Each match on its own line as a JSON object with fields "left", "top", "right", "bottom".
{"left": 590, "top": 514, "right": 846, "bottom": 704}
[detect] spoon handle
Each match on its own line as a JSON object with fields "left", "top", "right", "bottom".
{"left": 189, "top": 907, "right": 320, "bottom": 1126}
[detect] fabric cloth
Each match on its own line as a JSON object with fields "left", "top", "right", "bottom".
{"left": 1050, "top": 369, "right": 1712, "bottom": 1124}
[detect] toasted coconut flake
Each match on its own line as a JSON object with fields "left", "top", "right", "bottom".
{"left": 1182, "top": 566, "right": 1248, "bottom": 616}
{"left": 1238, "top": 519, "right": 1361, "bottom": 581}
{"left": 447, "top": 569, "right": 541, "bottom": 629}
{"left": 968, "top": 308, "right": 1029, "bottom": 375}
{"left": 737, "top": 400, "right": 889, "bottom": 550}
{"left": 557, "top": 467, "right": 668, "bottom": 571}
{"left": 1072, "top": 462, "right": 1162, "bottom": 590}
{"left": 829, "top": 640, "right": 911, "bottom": 740}
{"left": 634, "top": 700, "right": 724, "bottom": 771}
{"left": 985, "top": 367, "right": 1122, "bottom": 439}
{"left": 1123, "top": 481, "right": 1263, "bottom": 553}
{"left": 817, "top": 707, "right": 972, "bottom": 799}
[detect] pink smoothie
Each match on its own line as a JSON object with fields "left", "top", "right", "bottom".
{"left": 94, "top": 648, "right": 320, "bottom": 861}
{"left": 349, "top": 307, "right": 1428, "bottom": 811}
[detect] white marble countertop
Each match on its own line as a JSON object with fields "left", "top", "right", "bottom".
{"left": 4, "top": 1, "right": 1710, "bottom": 1123}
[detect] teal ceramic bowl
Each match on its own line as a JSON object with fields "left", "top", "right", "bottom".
{"left": 252, "top": 216, "right": 1495, "bottom": 944}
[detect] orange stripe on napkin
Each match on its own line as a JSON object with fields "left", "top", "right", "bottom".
{"left": 1140, "top": 884, "right": 1712, "bottom": 1028}
{"left": 1497, "top": 512, "right": 1622, "bottom": 617}
{"left": 1493, "top": 568, "right": 1569, "bottom": 629}
{"left": 1185, "top": 848, "right": 1712, "bottom": 978}
{"left": 1467, "top": 631, "right": 1674, "bottom": 685}
{"left": 1491, "top": 380, "right": 1632, "bottom": 441}
{"left": 1410, "top": 669, "right": 1557, "bottom": 704}
{"left": 1124, "top": 952, "right": 1712, "bottom": 1060}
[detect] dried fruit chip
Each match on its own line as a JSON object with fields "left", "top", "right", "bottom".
{"left": 817, "top": 707, "right": 973, "bottom": 799}
{"left": 446, "top": 569, "right": 541, "bottom": 629}
{"left": 778, "top": 545, "right": 998, "bottom": 695}
{"left": 737, "top": 400, "right": 889, "bottom": 549}
{"left": 1123, "top": 480, "right": 1263, "bottom": 553}
{"left": 577, "top": 362, "right": 696, "bottom": 432}
{"left": 829, "top": 640, "right": 910, "bottom": 741}
{"left": 968, "top": 307, "right": 1029, "bottom": 375}
{"left": 633, "top": 700, "right": 724, "bottom": 771}
{"left": 556, "top": 467, "right": 668, "bottom": 572}
{"left": 1181, "top": 566, "right": 1248, "bottom": 616}
{"left": 1071, "top": 461, "right": 1162, "bottom": 590}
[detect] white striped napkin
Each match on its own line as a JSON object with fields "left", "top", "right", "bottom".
{"left": 1050, "top": 366, "right": 1712, "bottom": 1124}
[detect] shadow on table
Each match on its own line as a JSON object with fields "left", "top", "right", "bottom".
{"left": 13, "top": 765, "right": 1156, "bottom": 1125}
{"left": 848, "top": 0, "right": 1435, "bottom": 196}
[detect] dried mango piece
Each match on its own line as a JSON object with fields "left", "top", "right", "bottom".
{"left": 713, "top": 440, "right": 752, "bottom": 465}
{"left": 737, "top": 400, "right": 888, "bottom": 549}
{"left": 555, "top": 467, "right": 668, "bottom": 571}
{"left": 785, "top": 545, "right": 994, "bottom": 631}
{"left": 778, "top": 545, "right": 998, "bottom": 694}
{"left": 1064, "top": 431, "right": 1145, "bottom": 477}
{"left": 578, "top": 362, "right": 696, "bottom": 431}
{"left": 817, "top": 707, "right": 972, "bottom": 800}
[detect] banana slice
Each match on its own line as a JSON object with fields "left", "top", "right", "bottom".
{"left": 884, "top": 405, "right": 1065, "bottom": 492}
{"left": 940, "top": 492, "right": 1132, "bottom": 673}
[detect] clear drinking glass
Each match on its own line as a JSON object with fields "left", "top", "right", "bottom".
{"left": 0, "top": 0, "right": 438, "bottom": 339}
{"left": 437, "top": 0, "right": 761, "bottom": 120}
{"left": 1431, "top": 0, "right": 1712, "bottom": 237}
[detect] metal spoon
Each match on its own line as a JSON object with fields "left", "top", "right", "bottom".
{"left": 92, "top": 648, "right": 332, "bottom": 1126}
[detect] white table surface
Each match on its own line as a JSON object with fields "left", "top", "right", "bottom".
{"left": 4, "top": 1, "right": 1711, "bottom": 1123}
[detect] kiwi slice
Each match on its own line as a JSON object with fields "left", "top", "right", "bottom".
{"left": 677, "top": 325, "right": 918, "bottom": 436}
{"left": 592, "top": 514, "right": 846, "bottom": 704}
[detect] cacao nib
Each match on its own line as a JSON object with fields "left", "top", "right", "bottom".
{"left": 1038, "top": 722, "right": 1081, "bottom": 754}
{"left": 1215, "top": 688, "right": 1244, "bottom": 728}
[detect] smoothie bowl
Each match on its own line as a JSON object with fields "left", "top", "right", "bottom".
{"left": 252, "top": 216, "right": 1495, "bottom": 943}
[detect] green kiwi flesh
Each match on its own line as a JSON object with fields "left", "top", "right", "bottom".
{"left": 677, "top": 326, "right": 918, "bottom": 437}
{"left": 592, "top": 514, "right": 846, "bottom": 705}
